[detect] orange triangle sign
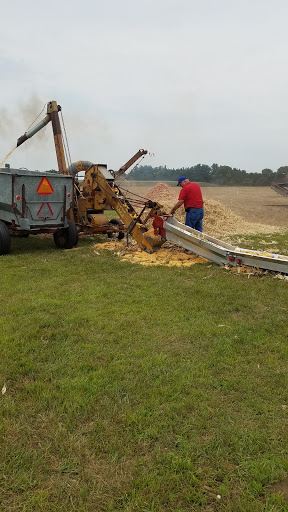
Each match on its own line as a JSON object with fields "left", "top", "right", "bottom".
{"left": 37, "top": 177, "right": 54, "bottom": 195}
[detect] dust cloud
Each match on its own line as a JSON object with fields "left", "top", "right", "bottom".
{"left": 0, "top": 107, "right": 16, "bottom": 136}
{"left": 0, "top": 95, "right": 51, "bottom": 163}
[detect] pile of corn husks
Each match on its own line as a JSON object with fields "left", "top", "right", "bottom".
{"left": 146, "top": 183, "right": 281, "bottom": 236}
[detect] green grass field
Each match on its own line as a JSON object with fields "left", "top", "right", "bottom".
{"left": 1, "top": 233, "right": 288, "bottom": 511}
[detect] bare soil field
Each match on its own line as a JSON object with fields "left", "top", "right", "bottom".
{"left": 126, "top": 184, "right": 288, "bottom": 229}
{"left": 203, "top": 186, "right": 288, "bottom": 227}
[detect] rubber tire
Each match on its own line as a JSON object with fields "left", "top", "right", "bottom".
{"left": 53, "top": 220, "right": 78, "bottom": 249}
{"left": 0, "top": 221, "right": 10, "bottom": 255}
{"left": 107, "top": 218, "right": 125, "bottom": 240}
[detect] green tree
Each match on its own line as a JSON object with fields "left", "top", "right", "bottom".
{"left": 260, "top": 168, "right": 274, "bottom": 185}
{"left": 276, "top": 166, "right": 288, "bottom": 180}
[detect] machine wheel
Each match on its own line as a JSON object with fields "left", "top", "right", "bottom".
{"left": 0, "top": 221, "right": 11, "bottom": 255}
{"left": 107, "top": 218, "right": 125, "bottom": 240}
{"left": 53, "top": 220, "right": 78, "bottom": 249}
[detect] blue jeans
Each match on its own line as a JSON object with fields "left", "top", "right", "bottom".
{"left": 185, "top": 208, "right": 204, "bottom": 232}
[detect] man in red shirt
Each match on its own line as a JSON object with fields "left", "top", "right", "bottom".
{"left": 170, "top": 176, "right": 204, "bottom": 232}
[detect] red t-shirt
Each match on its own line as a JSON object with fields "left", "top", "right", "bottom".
{"left": 178, "top": 182, "right": 203, "bottom": 208}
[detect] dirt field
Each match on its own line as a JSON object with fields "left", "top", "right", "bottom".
{"left": 203, "top": 187, "right": 288, "bottom": 227}
{"left": 126, "top": 184, "right": 288, "bottom": 228}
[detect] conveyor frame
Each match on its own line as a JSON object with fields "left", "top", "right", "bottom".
{"left": 153, "top": 215, "right": 288, "bottom": 274}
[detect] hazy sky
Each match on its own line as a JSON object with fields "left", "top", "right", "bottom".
{"left": 1, "top": 0, "right": 288, "bottom": 173}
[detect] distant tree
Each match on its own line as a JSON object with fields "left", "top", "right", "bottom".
{"left": 188, "top": 164, "right": 212, "bottom": 183}
{"left": 261, "top": 168, "right": 274, "bottom": 178}
{"left": 260, "top": 168, "right": 274, "bottom": 185}
{"left": 276, "top": 166, "right": 288, "bottom": 180}
{"left": 211, "top": 165, "right": 233, "bottom": 185}
{"left": 127, "top": 162, "right": 280, "bottom": 186}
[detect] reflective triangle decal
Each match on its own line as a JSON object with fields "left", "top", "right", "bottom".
{"left": 37, "top": 177, "right": 54, "bottom": 195}
{"left": 37, "top": 202, "right": 54, "bottom": 218}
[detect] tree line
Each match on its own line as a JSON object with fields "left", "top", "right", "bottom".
{"left": 127, "top": 164, "right": 288, "bottom": 186}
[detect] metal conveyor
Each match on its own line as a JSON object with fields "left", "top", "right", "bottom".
{"left": 161, "top": 216, "right": 288, "bottom": 274}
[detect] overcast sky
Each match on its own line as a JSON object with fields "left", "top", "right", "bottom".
{"left": 1, "top": 0, "right": 288, "bottom": 173}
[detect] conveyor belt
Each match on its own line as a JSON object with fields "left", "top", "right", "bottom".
{"left": 163, "top": 217, "right": 288, "bottom": 274}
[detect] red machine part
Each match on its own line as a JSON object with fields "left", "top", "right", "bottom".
{"left": 228, "top": 255, "right": 242, "bottom": 265}
{"left": 151, "top": 213, "right": 169, "bottom": 238}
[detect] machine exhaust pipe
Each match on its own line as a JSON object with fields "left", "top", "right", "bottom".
{"left": 67, "top": 161, "right": 93, "bottom": 177}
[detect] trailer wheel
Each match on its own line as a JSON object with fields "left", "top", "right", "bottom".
{"left": 0, "top": 221, "right": 11, "bottom": 255}
{"left": 107, "top": 218, "right": 125, "bottom": 240}
{"left": 53, "top": 220, "right": 78, "bottom": 249}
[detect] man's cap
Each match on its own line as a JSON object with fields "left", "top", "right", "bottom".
{"left": 177, "top": 176, "right": 188, "bottom": 186}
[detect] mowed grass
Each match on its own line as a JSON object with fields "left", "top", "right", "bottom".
{"left": 1, "top": 234, "right": 288, "bottom": 511}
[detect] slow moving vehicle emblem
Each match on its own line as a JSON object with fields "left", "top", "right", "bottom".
{"left": 36, "top": 178, "right": 54, "bottom": 218}
{"left": 37, "top": 177, "right": 54, "bottom": 195}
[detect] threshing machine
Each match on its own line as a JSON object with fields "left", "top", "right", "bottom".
{"left": 0, "top": 101, "right": 162, "bottom": 254}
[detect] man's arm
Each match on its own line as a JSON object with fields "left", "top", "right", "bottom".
{"left": 170, "top": 199, "right": 184, "bottom": 215}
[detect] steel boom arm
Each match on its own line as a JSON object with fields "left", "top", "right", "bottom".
{"left": 115, "top": 149, "right": 148, "bottom": 179}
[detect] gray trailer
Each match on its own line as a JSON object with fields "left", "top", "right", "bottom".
{"left": 0, "top": 168, "right": 77, "bottom": 255}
